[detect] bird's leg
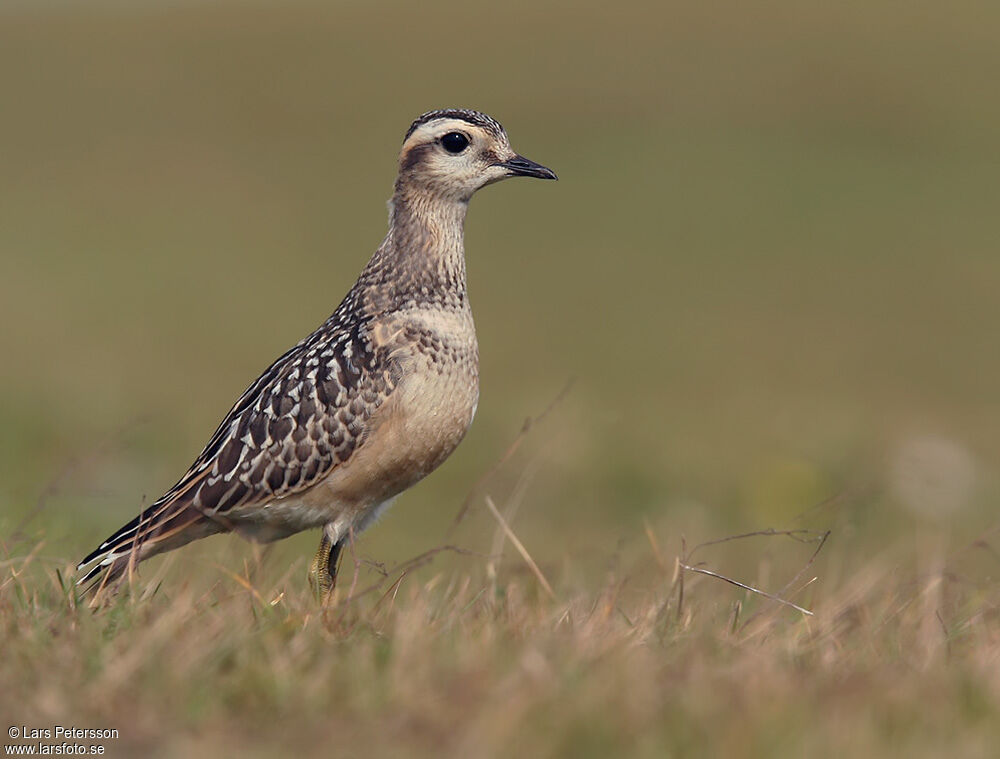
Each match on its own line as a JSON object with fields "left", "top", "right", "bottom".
{"left": 309, "top": 524, "right": 343, "bottom": 602}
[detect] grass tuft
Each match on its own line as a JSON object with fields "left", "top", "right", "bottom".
{"left": 3, "top": 516, "right": 999, "bottom": 758}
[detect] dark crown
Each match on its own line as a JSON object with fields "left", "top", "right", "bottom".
{"left": 404, "top": 109, "right": 505, "bottom": 142}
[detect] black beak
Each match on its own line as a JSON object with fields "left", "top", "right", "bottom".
{"left": 500, "top": 155, "right": 558, "bottom": 180}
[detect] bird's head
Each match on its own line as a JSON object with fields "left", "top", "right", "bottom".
{"left": 396, "top": 109, "right": 557, "bottom": 202}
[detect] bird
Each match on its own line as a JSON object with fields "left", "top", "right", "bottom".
{"left": 76, "top": 108, "right": 556, "bottom": 598}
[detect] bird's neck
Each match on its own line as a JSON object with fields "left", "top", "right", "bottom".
{"left": 367, "top": 187, "right": 470, "bottom": 301}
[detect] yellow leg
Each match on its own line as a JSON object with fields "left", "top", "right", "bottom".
{"left": 308, "top": 528, "right": 342, "bottom": 601}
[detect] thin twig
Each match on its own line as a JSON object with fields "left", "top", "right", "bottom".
{"left": 213, "top": 563, "right": 267, "bottom": 606}
{"left": 935, "top": 610, "right": 952, "bottom": 661}
{"left": 644, "top": 518, "right": 669, "bottom": 573}
{"left": 371, "top": 571, "right": 407, "bottom": 618}
{"left": 777, "top": 530, "right": 831, "bottom": 597}
{"left": 790, "top": 486, "right": 860, "bottom": 524}
{"left": 335, "top": 545, "right": 485, "bottom": 606}
{"left": 686, "top": 528, "right": 828, "bottom": 564}
{"left": 488, "top": 457, "right": 542, "bottom": 581}
{"left": 738, "top": 529, "right": 831, "bottom": 631}
{"left": 675, "top": 537, "right": 686, "bottom": 622}
{"left": 483, "top": 495, "right": 556, "bottom": 601}
{"left": 679, "top": 562, "right": 814, "bottom": 616}
{"left": 447, "top": 379, "right": 573, "bottom": 536}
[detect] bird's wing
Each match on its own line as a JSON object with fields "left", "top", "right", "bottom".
{"left": 77, "top": 314, "right": 399, "bottom": 585}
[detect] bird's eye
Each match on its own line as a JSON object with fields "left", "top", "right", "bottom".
{"left": 441, "top": 132, "right": 470, "bottom": 154}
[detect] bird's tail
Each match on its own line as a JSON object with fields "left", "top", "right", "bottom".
{"left": 76, "top": 502, "right": 221, "bottom": 592}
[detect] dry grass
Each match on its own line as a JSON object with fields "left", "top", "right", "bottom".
{"left": 3, "top": 506, "right": 999, "bottom": 758}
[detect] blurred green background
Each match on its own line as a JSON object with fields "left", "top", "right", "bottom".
{"left": 1, "top": 0, "right": 998, "bottom": 577}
